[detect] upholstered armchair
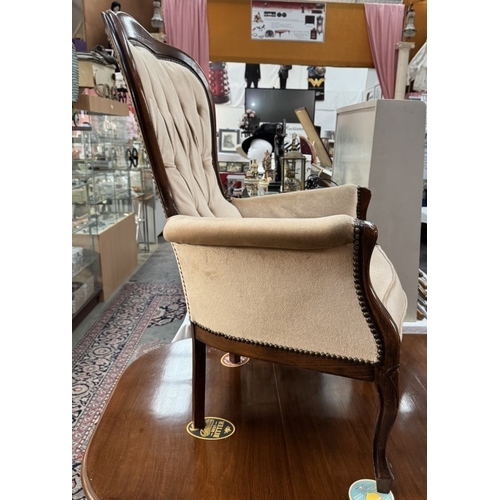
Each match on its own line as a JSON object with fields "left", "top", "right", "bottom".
{"left": 102, "top": 11, "right": 407, "bottom": 494}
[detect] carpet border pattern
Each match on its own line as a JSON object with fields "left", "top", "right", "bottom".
{"left": 72, "top": 282, "right": 185, "bottom": 499}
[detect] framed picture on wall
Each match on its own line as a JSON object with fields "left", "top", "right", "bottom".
{"left": 219, "top": 129, "right": 240, "bottom": 153}
{"left": 227, "top": 162, "right": 244, "bottom": 173}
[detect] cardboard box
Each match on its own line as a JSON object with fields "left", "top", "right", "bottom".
{"left": 72, "top": 94, "right": 129, "bottom": 116}
{"left": 78, "top": 59, "right": 116, "bottom": 89}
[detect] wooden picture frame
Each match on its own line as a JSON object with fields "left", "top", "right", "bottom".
{"left": 219, "top": 129, "right": 240, "bottom": 153}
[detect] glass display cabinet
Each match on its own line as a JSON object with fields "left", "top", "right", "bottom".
{"left": 72, "top": 110, "right": 138, "bottom": 312}
{"left": 72, "top": 115, "right": 134, "bottom": 229}
{"left": 72, "top": 215, "right": 102, "bottom": 329}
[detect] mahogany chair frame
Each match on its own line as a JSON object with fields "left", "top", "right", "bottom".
{"left": 102, "top": 10, "right": 401, "bottom": 494}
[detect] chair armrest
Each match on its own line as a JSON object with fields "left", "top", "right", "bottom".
{"left": 164, "top": 215, "right": 404, "bottom": 364}
{"left": 163, "top": 213, "right": 356, "bottom": 250}
{"left": 229, "top": 184, "right": 367, "bottom": 219}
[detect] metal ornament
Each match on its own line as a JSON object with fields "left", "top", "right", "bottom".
{"left": 151, "top": 0, "right": 163, "bottom": 29}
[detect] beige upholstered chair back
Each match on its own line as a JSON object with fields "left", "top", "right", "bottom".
{"left": 128, "top": 44, "right": 241, "bottom": 218}
{"left": 106, "top": 13, "right": 242, "bottom": 219}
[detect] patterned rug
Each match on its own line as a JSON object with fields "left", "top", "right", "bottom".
{"left": 72, "top": 282, "right": 186, "bottom": 500}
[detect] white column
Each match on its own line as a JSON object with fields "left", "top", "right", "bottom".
{"left": 394, "top": 41, "right": 415, "bottom": 100}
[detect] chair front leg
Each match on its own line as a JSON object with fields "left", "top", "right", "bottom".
{"left": 373, "top": 365, "right": 400, "bottom": 494}
{"left": 192, "top": 336, "right": 206, "bottom": 429}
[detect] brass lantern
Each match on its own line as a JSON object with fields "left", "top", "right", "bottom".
{"left": 281, "top": 151, "right": 306, "bottom": 192}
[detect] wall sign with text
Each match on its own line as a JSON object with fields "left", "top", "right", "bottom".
{"left": 251, "top": 1, "right": 326, "bottom": 42}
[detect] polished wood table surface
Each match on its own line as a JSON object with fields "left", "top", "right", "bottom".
{"left": 82, "top": 335, "right": 426, "bottom": 500}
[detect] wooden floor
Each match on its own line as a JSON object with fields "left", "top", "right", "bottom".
{"left": 82, "top": 335, "right": 426, "bottom": 500}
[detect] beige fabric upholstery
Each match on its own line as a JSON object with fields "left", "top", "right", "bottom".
{"left": 130, "top": 43, "right": 241, "bottom": 218}
{"left": 371, "top": 246, "right": 407, "bottom": 336}
{"left": 165, "top": 215, "right": 407, "bottom": 363}
{"left": 163, "top": 214, "right": 356, "bottom": 250}
{"left": 230, "top": 184, "right": 360, "bottom": 219}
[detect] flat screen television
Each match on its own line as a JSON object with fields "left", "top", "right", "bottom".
{"left": 245, "top": 88, "right": 316, "bottom": 124}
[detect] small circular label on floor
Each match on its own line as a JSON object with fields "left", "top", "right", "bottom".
{"left": 186, "top": 417, "right": 235, "bottom": 440}
{"left": 220, "top": 353, "right": 250, "bottom": 367}
{"left": 348, "top": 479, "right": 394, "bottom": 500}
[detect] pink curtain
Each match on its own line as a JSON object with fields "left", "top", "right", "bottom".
{"left": 162, "top": 0, "right": 210, "bottom": 79}
{"left": 364, "top": 3, "right": 405, "bottom": 99}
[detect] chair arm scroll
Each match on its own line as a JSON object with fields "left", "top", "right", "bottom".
{"left": 163, "top": 214, "right": 357, "bottom": 250}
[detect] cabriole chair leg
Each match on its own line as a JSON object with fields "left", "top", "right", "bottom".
{"left": 373, "top": 367, "right": 399, "bottom": 494}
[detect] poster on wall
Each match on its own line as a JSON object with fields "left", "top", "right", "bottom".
{"left": 307, "top": 66, "right": 326, "bottom": 101}
{"left": 251, "top": 1, "right": 326, "bottom": 42}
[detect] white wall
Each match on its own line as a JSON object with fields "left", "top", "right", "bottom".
{"left": 214, "top": 62, "right": 379, "bottom": 140}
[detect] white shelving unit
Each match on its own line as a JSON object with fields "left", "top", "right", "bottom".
{"left": 332, "top": 99, "right": 427, "bottom": 322}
